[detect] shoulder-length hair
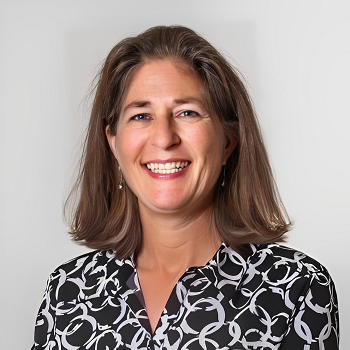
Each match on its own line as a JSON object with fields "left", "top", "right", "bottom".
{"left": 65, "top": 25, "right": 291, "bottom": 258}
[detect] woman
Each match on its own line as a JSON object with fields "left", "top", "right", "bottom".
{"left": 32, "top": 26, "right": 339, "bottom": 349}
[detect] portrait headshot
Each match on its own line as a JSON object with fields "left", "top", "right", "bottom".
{"left": 0, "top": 1, "right": 348, "bottom": 349}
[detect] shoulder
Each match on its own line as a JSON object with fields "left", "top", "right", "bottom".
{"left": 52, "top": 249, "right": 130, "bottom": 273}
{"left": 248, "top": 242, "right": 330, "bottom": 274}
{"left": 245, "top": 242, "right": 337, "bottom": 303}
{"left": 46, "top": 250, "right": 135, "bottom": 303}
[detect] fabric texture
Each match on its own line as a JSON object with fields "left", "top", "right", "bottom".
{"left": 32, "top": 243, "right": 339, "bottom": 349}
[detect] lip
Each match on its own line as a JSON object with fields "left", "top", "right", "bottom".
{"left": 142, "top": 160, "right": 191, "bottom": 180}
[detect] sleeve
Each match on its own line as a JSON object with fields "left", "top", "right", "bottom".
{"left": 280, "top": 267, "right": 339, "bottom": 349}
{"left": 31, "top": 273, "right": 59, "bottom": 349}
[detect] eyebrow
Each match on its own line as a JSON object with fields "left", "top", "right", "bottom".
{"left": 173, "top": 97, "right": 205, "bottom": 107}
{"left": 122, "top": 97, "right": 205, "bottom": 115}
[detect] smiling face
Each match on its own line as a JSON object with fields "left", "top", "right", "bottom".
{"left": 107, "top": 60, "right": 235, "bottom": 216}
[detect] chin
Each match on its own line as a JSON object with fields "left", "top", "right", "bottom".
{"left": 151, "top": 202, "right": 186, "bottom": 212}
{"left": 139, "top": 197, "right": 191, "bottom": 213}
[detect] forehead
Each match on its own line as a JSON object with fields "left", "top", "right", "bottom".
{"left": 124, "top": 59, "right": 206, "bottom": 104}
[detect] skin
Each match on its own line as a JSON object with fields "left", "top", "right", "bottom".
{"left": 106, "top": 59, "right": 237, "bottom": 333}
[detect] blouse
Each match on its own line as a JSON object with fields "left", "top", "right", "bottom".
{"left": 32, "top": 243, "right": 339, "bottom": 349}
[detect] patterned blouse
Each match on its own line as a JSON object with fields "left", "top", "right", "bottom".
{"left": 32, "top": 243, "right": 339, "bottom": 349}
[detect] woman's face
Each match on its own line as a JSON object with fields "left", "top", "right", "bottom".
{"left": 107, "top": 60, "right": 235, "bottom": 215}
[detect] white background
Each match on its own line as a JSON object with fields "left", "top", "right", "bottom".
{"left": 1, "top": 0, "right": 349, "bottom": 348}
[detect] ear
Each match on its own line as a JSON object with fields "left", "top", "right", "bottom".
{"left": 105, "top": 125, "right": 119, "bottom": 160}
{"left": 222, "top": 134, "right": 238, "bottom": 165}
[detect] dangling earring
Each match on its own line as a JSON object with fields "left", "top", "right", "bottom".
{"left": 221, "top": 165, "right": 226, "bottom": 187}
{"left": 118, "top": 165, "right": 123, "bottom": 190}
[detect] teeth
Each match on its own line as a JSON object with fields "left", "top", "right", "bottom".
{"left": 145, "top": 161, "right": 190, "bottom": 173}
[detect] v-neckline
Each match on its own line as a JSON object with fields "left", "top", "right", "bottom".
{"left": 125, "top": 268, "right": 184, "bottom": 336}
{"left": 122, "top": 243, "right": 252, "bottom": 338}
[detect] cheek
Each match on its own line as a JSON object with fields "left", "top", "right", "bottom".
{"left": 188, "top": 126, "right": 225, "bottom": 162}
{"left": 116, "top": 129, "right": 144, "bottom": 164}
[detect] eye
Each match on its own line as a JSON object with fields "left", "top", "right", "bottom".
{"left": 178, "top": 110, "right": 200, "bottom": 118}
{"left": 130, "top": 114, "right": 151, "bottom": 121}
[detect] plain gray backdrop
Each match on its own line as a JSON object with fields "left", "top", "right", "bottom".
{"left": 1, "top": 0, "right": 349, "bottom": 348}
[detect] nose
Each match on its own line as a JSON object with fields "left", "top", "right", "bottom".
{"left": 150, "top": 113, "right": 181, "bottom": 150}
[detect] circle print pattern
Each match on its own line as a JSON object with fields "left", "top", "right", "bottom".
{"left": 32, "top": 243, "right": 339, "bottom": 349}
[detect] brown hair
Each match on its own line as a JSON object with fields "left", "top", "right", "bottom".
{"left": 65, "top": 25, "right": 291, "bottom": 258}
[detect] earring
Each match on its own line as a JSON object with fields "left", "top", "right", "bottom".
{"left": 221, "top": 165, "right": 226, "bottom": 187}
{"left": 118, "top": 165, "right": 123, "bottom": 190}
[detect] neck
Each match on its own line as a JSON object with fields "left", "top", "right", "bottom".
{"left": 136, "top": 203, "right": 221, "bottom": 273}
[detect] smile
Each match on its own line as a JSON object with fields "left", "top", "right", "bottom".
{"left": 146, "top": 161, "right": 190, "bottom": 174}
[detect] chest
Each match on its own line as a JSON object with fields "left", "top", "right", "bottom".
{"left": 52, "top": 277, "right": 293, "bottom": 350}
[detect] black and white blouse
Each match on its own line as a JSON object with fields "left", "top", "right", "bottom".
{"left": 32, "top": 243, "right": 339, "bottom": 349}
